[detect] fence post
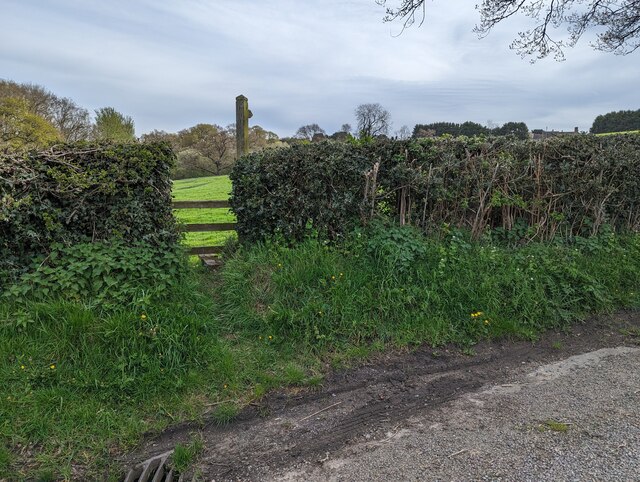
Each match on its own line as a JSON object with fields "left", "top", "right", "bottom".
{"left": 236, "top": 95, "right": 252, "bottom": 157}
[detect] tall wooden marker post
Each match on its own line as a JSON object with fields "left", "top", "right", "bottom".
{"left": 236, "top": 95, "right": 252, "bottom": 157}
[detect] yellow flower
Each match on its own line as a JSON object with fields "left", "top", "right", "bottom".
{"left": 268, "top": 335, "right": 273, "bottom": 340}
{"left": 339, "top": 273, "right": 344, "bottom": 277}
{"left": 20, "top": 365, "right": 25, "bottom": 370}
{"left": 331, "top": 275, "right": 336, "bottom": 280}
{"left": 224, "top": 384, "right": 228, "bottom": 389}
{"left": 259, "top": 336, "right": 263, "bottom": 340}
{"left": 49, "top": 364, "right": 56, "bottom": 370}
{"left": 484, "top": 320, "right": 490, "bottom": 325}
{"left": 277, "top": 263, "right": 282, "bottom": 268}
{"left": 140, "top": 313, "right": 147, "bottom": 320}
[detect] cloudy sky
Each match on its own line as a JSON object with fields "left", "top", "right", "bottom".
{"left": 2, "top": 0, "right": 638, "bottom": 137}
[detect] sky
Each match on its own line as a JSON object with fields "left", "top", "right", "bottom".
{"left": 1, "top": 0, "right": 638, "bottom": 137}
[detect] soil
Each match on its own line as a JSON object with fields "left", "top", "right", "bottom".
{"left": 119, "top": 310, "right": 640, "bottom": 480}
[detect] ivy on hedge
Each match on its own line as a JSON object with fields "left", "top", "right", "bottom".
{"left": 230, "top": 135, "right": 640, "bottom": 244}
{"left": 1, "top": 142, "right": 179, "bottom": 284}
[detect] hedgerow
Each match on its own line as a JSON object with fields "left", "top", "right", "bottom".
{"left": 230, "top": 135, "right": 640, "bottom": 243}
{"left": 0, "top": 142, "right": 179, "bottom": 286}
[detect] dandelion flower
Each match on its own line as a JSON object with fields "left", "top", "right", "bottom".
{"left": 49, "top": 364, "right": 56, "bottom": 370}
{"left": 20, "top": 365, "right": 25, "bottom": 370}
{"left": 331, "top": 275, "right": 336, "bottom": 280}
{"left": 140, "top": 313, "right": 147, "bottom": 320}
{"left": 268, "top": 335, "right": 273, "bottom": 340}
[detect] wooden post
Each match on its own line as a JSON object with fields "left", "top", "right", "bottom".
{"left": 236, "top": 95, "right": 252, "bottom": 157}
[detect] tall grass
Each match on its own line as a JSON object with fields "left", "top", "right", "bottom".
{"left": 218, "top": 226, "right": 640, "bottom": 349}
{"left": 1, "top": 225, "right": 638, "bottom": 478}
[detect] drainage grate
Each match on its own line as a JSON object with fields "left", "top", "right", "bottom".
{"left": 123, "top": 450, "right": 182, "bottom": 482}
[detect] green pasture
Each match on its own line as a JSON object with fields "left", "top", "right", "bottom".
{"left": 595, "top": 129, "right": 640, "bottom": 136}
{"left": 172, "top": 176, "right": 236, "bottom": 248}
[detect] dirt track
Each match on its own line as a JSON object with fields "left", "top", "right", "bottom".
{"left": 121, "top": 310, "right": 640, "bottom": 481}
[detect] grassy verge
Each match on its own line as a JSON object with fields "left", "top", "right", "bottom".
{"left": 1, "top": 226, "right": 639, "bottom": 478}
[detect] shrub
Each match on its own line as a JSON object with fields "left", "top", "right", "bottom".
{"left": 0, "top": 142, "right": 179, "bottom": 286}
{"left": 3, "top": 241, "right": 187, "bottom": 308}
{"left": 230, "top": 135, "right": 640, "bottom": 244}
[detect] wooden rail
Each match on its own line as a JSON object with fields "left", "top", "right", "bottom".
{"left": 172, "top": 200, "right": 230, "bottom": 209}
{"left": 172, "top": 200, "right": 235, "bottom": 257}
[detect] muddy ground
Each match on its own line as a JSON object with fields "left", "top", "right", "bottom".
{"left": 120, "top": 310, "right": 640, "bottom": 480}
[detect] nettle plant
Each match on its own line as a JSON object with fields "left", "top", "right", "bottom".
{"left": 4, "top": 241, "right": 188, "bottom": 309}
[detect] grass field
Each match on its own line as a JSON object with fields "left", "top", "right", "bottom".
{"left": 595, "top": 130, "right": 640, "bottom": 136}
{"left": 172, "top": 176, "right": 236, "bottom": 248}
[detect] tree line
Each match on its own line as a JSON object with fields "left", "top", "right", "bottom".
{"left": 0, "top": 79, "right": 282, "bottom": 178}
{"left": 590, "top": 109, "right": 640, "bottom": 134}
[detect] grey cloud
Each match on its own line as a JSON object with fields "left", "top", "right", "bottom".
{"left": 1, "top": 0, "right": 637, "bottom": 136}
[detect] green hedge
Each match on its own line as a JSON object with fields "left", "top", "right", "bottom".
{"left": 230, "top": 135, "right": 640, "bottom": 243}
{"left": 1, "top": 142, "right": 178, "bottom": 283}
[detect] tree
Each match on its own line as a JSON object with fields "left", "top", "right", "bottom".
{"left": 355, "top": 103, "right": 391, "bottom": 137}
{"left": 140, "top": 129, "right": 180, "bottom": 149}
{"left": 93, "top": 107, "right": 135, "bottom": 142}
{"left": 459, "top": 121, "right": 489, "bottom": 137}
{"left": 377, "top": 0, "right": 640, "bottom": 60}
{"left": 248, "top": 125, "right": 282, "bottom": 150}
{"left": 340, "top": 123, "right": 353, "bottom": 134}
{"left": 395, "top": 125, "right": 412, "bottom": 139}
{"left": 590, "top": 109, "right": 640, "bottom": 133}
{"left": 178, "top": 124, "right": 232, "bottom": 175}
{"left": 493, "top": 121, "right": 530, "bottom": 139}
{"left": 0, "top": 97, "right": 61, "bottom": 151}
{"left": 295, "top": 123, "right": 326, "bottom": 140}
{"left": 0, "top": 79, "right": 92, "bottom": 141}
{"left": 49, "top": 97, "right": 92, "bottom": 141}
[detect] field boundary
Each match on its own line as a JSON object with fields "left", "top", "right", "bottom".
{"left": 172, "top": 200, "right": 236, "bottom": 256}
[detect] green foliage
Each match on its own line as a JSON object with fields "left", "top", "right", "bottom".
{"left": 0, "top": 97, "right": 61, "bottom": 151}
{"left": 0, "top": 264, "right": 322, "bottom": 479}
{"left": 4, "top": 241, "right": 187, "bottom": 308}
{"left": 211, "top": 403, "right": 239, "bottom": 426}
{"left": 1, "top": 230, "right": 638, "bottom": 478}
{"left": 0, "top": 79, "right": 92, "bottom": 142}
{"left": 218, "top": 231, "right": 640, "bottom": 349}
{"left": 362, "top": 222, "right": 429, "bottom": 273}
{"left": 173, "top": 435, "right": 204, "bottom": 472}
{"left": 230, "top": 135, "right": 640, "bottom": 245}
{"left": 230, "top": 141, "right": 373, "bottom": 243}
{"left": 0, "top": 142, "right": 178, "bottom": 285}
{"left": 93, "top": 107, "right": 135, "bottom": 142}
{"left": 412, "top": 121, "right": 529, "bottom": 139}
{"left": 414, "top": 121, "right": 489, "bottom": 138}
{"left": 591, "top": 108, "right": 640, "bottom": 134}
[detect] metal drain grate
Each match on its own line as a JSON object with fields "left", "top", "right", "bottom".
{"left": 123, "top": 450, "right": 182, "bottom": 482}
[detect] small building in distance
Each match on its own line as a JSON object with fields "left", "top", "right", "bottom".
{"left": 531, "top": 127, "right": 580, "bottom": 140}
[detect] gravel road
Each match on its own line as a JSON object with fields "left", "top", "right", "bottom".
{"left": 274, "top": 346, "right": 640, "bottom": 482}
